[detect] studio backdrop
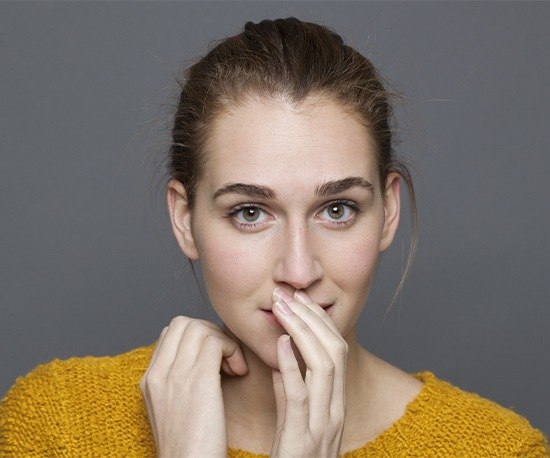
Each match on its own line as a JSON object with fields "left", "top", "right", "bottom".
{"left": 1, "top": 1, "right": 548, "bottom": 435}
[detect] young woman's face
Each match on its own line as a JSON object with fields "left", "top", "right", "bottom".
{"left": 168, "top": 95, "right": 400, "bottom": 366}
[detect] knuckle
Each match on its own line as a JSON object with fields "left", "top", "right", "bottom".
{"left": 143, "top": 370, "right": 162, "bottom": 389}
{"left": 336, "top": 341, "right": 349, "bottom": 358}
{"left": 185, "top": 320, "right": 220, "bottom": 344}
{"left": 203, "top": 334, "right": 221, "bottom": 347}
{"left": 166, "top": 368, "right": 187, "bottom": 387}
{"left": 331, "top": 412, "right": 346, "bottom": 429}
{"left": 333, "top": 413, "right": 345, "bottom": 424}
{"left": 292, "top": 390, "right": 309, "bottom": 407}
{"left": 321, "top": 360, "right": 336, "bottom": 378}
{"left": 295, "top": 320, "right": 309, "bottom": 332}
{"left": 169, "top": 315, "right": 189, "bottom": 327}
{"left": 185, "top": 319, "right": 206, "bottom": 333}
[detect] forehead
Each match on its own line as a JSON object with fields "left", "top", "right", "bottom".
{"left": 202, "top": 96, "right": 379, "bottom": 191}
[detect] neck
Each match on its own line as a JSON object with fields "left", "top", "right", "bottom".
{"left": 220, "top": 324, "right": 374, "bottom": 451}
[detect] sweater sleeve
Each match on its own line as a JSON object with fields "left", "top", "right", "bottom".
{"left": 513, "top": 428, "right": 550, "bottom": 457}
{"left": 0, "top": 360, "right": 69, "bottom": 457}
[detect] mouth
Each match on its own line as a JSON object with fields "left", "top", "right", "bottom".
{"left": 261, "top": 303, "right": 334, "bottom": 327}
{"left": 261, "top": 303, "right": 334, "bottom": 312}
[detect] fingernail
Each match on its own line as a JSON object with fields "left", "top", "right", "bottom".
{"left": 294, "top": 290, "right": 309, "bottom": 303}
{"left": 273, "top": 287, "right": 293, "bottom": 303}
{"left": 275, "top": 298, "right": 293, "bottom": 315}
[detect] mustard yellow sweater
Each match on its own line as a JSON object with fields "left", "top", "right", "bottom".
{"left": 1, "top": 343, "right": 548, "bottom": 457}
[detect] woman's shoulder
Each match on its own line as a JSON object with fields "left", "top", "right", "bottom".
{"left": 380, "top": 369, "right": 550, "bottom": 456}
{"left": 0, "top": 342, "right": 157, "bottom": 456}
{"left": 3, "top": 341, "right": 156, "bottom": 398}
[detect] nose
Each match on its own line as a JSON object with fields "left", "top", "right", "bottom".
{"left": 272, "top": 218, "right": 324, "bottom": 291}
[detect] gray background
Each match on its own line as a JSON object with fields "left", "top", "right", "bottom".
{"left": 1, "top": 1, "right": 548, "bottom": 436}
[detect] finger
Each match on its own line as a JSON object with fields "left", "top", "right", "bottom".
{"left": 272, "top": 298, "right": 336, "bottom": 421}
{"left": 221, "top": 358, "right": 236, "bottom": 376}
{"left": 276, "top": 333, "right": 309, "bottom": 433}
{"left": 141, "top": 325, "right": 175, "bottom": 445}
{"left": 271, "top": 366, "right": 286, "bottom": 431}
{"left": 150, "top": 315, "right": 195, "bottom": 375}
{"left": 292, "top": 290, "right": 349, "bottom": 417}
{"left": 149, "top": 326, "right": 169, "bottom": 367}
{"left": 225, "top": 344, "right": 248, "bottom": 376}
{"left": 195, "top": 334, "right": 245, "bottom": 377}
{"left": 141, "top": 327, "right": 168, "bottom": 444}
{"left": 293, "top": 289, "right": 340, "bottom": 335}
{"left": 171, "top": 329, "right": 247, "bottom": 377}
{"left": 273, "top": 289, "right": 341, "bottom": 345}
{"left": 272, "top": 298, "right": 335, "bottom": 384}
{"left": 276, "top": 291, "right": 348, "bottom": 395}
{"left": 141, "top": 325, "right": 169, "bottom": 390}
{"left": 206, "top": 332, "right": 248, "bottom": 376}
{"left": 193, "top": 319, "right": 248, "bottom": 375}
{"left": 140, "top": 325, "right": 166, "bottom": 432}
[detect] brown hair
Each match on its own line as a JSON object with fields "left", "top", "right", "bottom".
{"left": 165, "top": 17, "right": 418, "bottom": 314}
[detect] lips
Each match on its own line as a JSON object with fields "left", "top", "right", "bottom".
{"left": 261, "top": 303, "right": 333, "bottom": 312}
{"left": 261, "top": 303, "right": 335, "bottom": 327}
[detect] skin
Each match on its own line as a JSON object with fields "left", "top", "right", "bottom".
{"left": 166, "top": 95, "right": 423, "bottom": 454}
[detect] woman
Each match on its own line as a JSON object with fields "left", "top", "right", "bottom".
{"left": 1, "top": 17, "right": 548, "bottom": 457}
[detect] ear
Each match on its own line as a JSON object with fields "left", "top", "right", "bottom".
{"left": 379, "top": 172, "right": 401, "bottom": 253}
{"left": 166, "top": 179, "right": 199, "bottom": 260}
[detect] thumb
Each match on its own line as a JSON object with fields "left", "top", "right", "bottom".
{"left": 272, "top": 367, "right": 286, "bottom": 431}
{"left": 225, "top": 343, "right": 249, "bottom": 376}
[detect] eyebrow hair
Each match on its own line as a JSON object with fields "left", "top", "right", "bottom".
{"left": 212, "top": 176, "right": 375, "bottom": 201}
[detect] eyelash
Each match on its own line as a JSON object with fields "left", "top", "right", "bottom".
{"left": 224, "top": 199, "right": 361, "bottom": 230}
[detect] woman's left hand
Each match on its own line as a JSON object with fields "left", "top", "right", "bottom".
{"left": 269, "top": 288, "right": 348, "bottom": 458}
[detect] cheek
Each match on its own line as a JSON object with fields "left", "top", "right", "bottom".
{"left": 327, "top": 234, "right": 380, "bottom": 293}
{"left": 196, "top": 233, "right": 266, "bottom": 310}
{"left": 318, "top": 211, "right": 384, "bottom": 286}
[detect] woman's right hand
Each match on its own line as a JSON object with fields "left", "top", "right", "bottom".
{"left": 140, "top": 316, "right": 249, "bottom": 458}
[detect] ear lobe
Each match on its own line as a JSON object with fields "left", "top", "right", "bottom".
{"left": 379, "top": 173, "right": 401, "bottom": 253}
{"left": 166, "top": 179, "right": 199, "bottom": 260}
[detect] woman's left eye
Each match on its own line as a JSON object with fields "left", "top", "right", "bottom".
{"left": 320, "top": 200, "right": 359, "bottom": 226}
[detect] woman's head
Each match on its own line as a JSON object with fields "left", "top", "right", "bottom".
{"left": 164, "top": 17, "right": 417, "bottom": 359}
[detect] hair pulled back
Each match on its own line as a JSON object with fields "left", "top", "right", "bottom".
{"left": 167, "top": 17, "right": 418, "bottom": 313}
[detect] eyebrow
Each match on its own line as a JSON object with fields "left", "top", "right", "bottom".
{"left": 212, "top": 176, "right": 375, "bottom": 201}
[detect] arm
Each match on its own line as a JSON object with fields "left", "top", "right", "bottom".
{"left": 514, "top": 429, "right": 550, "bottom": 457}
{"left": 0, "top": 361, "right": 67, "bottom": 456}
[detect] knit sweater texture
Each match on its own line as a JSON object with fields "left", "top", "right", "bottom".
{"left": 1, "top": 342, "right": 548, "bottom": 457}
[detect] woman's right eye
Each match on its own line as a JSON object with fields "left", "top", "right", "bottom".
{"left": 226, "top": 205, "right": 269, "bottom": 229}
